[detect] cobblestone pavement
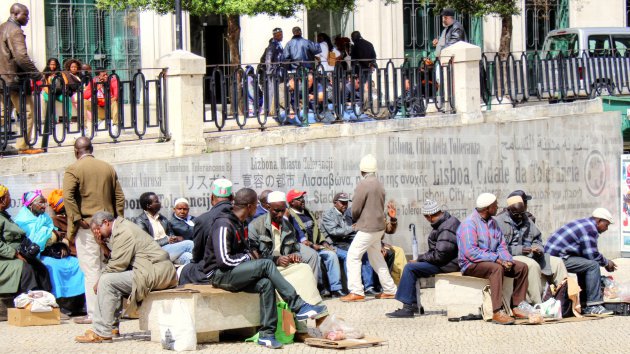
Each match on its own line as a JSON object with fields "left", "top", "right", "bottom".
{"left": 1, "top": 288, "right": 627, "bottom": 354}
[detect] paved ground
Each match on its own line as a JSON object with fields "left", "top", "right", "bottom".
{"left": 0, "top": 287, "right": 627, "bottom": 354}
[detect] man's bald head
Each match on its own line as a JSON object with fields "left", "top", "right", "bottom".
{"left": 10, "top": 3, "right": 27, "bottom": 14}
{"left": 74, "top": 137, "right": 93, "bottom": 159}
{"left": 10, "top": 3, "right": 29, "bottom": 26}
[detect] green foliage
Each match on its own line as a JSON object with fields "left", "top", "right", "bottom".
{"left": 428, "top": 0, "right": 519, "bottom": 17}
{"left": 96, "top": 0, "right": 363, "bottom": 16}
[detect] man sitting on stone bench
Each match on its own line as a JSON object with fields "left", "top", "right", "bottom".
{"left": 495, "top": 194, "right": 567, "bottom": 305}
{"left": 456, "top": 193, "right": 529, "bottom": 325}
{"left": 545, "top": 208, "right": 616, "bottom": 316}
{"left": 386, "top": 199, "right": 460, "bottom": 318}
{"left": 75, "top": 211, "right": 177, "bottom": 343}
{"left": 183, "top": 188, "right": 325, "bottom": 349}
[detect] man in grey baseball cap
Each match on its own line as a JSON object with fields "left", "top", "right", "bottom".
{"left": 386, "top": 199, "right": 461, "bottom": 318}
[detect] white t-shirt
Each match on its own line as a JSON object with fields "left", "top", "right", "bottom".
{"left": 316, "top": 42, "right": 335, "bottom": 72}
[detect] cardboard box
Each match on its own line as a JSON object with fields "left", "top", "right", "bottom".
{"left": 7, "top": 308, "right": 60, "bottom": 327}
{"left": 304, "top": 336, "right": 386, "bottom": 349}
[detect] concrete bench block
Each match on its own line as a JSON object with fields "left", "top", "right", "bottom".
{"left": 434, "top": 272, "right": 513, "bottom": 318}
{"left": 139, "top": 284, "right": 260, "bottom": 343}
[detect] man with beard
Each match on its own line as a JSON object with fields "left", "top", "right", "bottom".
{"left": 386, "top": 200, "right": 460, "bottom": 318}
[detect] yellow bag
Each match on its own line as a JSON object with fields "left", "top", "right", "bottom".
{"left": 327, "top": 51, "right": 337, "bottom": 67}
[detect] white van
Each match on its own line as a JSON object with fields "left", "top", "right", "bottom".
{"left": 539, "top": 28, "right": 630, "bottom": 97}
{"left": 542, "top": 27, "right": 630, "bottom": 58}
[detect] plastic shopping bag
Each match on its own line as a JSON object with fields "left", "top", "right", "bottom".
{"left": 14, "top": 291, "right": 58, "bottom": 312}
{"left": 159, "top": 299, "right": 197, "bottom": 351}
{"left": 318, "top": 314, "right": 364, "bottom": 340}
{"left": 246, "top": 302, "right": 295, "bottom": 345}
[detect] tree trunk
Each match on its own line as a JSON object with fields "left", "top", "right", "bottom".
{"left": 499, "top": 14, "right": 512, "bottom": 59}
{"left": 226, "top": 14, "right": 243, "bottom": 114}
{"left": 227, "top": 14, "right": 241, "bottom": 65}
{"left": 498, "top": 14, "right": 513, "bottom": 99}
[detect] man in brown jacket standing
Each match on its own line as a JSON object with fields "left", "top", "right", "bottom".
{"left": 0, "top": 3, "right": 44, "bottom": 154}
{"left": 63, "top": 137, "right": 125, "bottom": 324}
{"left": 341, "top": 154, "right": 398, "bottom": 302}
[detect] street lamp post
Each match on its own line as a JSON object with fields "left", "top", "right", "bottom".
{"left": 175, "top": 0, "right": 183, "bottom": 50}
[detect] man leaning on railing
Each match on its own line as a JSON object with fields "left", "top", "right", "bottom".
{"left": 0, "top": 3, "right": 44, "bottom": 154}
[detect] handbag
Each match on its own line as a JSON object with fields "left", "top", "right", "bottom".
{"left": 19, "top": 237, "right": 41, "bottom": 260}
{"left": 41, "top": 242, "right": 70, "bottom": 259}
{"left": 327, "top": 51, "right": 337, "bottom": 67}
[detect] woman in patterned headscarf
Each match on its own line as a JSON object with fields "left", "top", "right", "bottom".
{"left": 14, "top": 190, "right": 85, "bottom": 315}
{"left": 0, "top": 186, "right": 51, "bottom": 298}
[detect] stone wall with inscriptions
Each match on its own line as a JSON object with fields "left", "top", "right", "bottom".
{"left": 2, "top": 111, "right": 622, "bottom": 258}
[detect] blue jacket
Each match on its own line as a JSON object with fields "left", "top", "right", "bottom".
{"left": 283, "top": 36, "right": 321, "bottom": 69}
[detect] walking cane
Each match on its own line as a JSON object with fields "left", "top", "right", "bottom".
{"left": 409, "top": 223, "right": 421, "bottom": 310}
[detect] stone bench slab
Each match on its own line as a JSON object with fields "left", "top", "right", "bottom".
{"left": 434, "top": 272, "right": 514, "bottom": 318}
{"left": 139, "top": 284, "right": 260, "bottom": 343}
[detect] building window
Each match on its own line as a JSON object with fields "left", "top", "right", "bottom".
{"left": 44, "top": 0, "right": 141, "bottom": 76}
{"left": 402, "top": 1, "right": 480, "bottom": 62}
{"left": 525, "top": 0, "right": 569, "bottom": 52}
{"left": 307, "top": 9, "right": 354, "bottom": 42}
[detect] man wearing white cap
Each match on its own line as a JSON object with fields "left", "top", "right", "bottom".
{"left": 170, "top": 198, "right": 195, "bottom": 240}
{"left": 341, "top": 154, "right": 398, "bottom": 302}
{"left": 456, "top": 193, "right": 529, "bottom": 325}
{"left": 545, "top": 208, "right": 617, "bottom": 316}
{"left": 248, "top": 191, "right": 329, "bottom": 341}
{"left": 495, "top": 195, "right": 567, "bottom": 305}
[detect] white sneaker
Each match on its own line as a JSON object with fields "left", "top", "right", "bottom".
{"left": 97, "top": 120, "right": 106, "bottom": 129}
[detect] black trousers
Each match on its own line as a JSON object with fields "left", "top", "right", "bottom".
{"left": 211, "top": 259, "right": 305, "bottom": 337}
{"left": 19, "top": 258, "right": 51, "bottom": 294}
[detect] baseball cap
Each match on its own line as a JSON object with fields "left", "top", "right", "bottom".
{"left": 592, "top": 208, "right": 614, "bottom": 224}
{"left": 286, "top": 189, "right": 306, "bottom": 203}
{"left": 334, "top": 192, "right": 351, "bottom": 202}
{"left": 508, "top": 190, "right": 532, "bottom": 201}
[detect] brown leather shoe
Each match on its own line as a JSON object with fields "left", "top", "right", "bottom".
{"left": 111, "top": 328, "right": 120, "bottom": 338}
{"left": 375, "top": 293, "right": 395, "bottom": 299}
{"left": 73, "top": 315, "right": 92, "bottom": 324}
{"left": 492, "top": 310, "right": 515, "bottom": 325}
{"left": 511, "top": 307, "right": 528, "bottom": 319}
{"left": 340, "top": 293, "right": 366, "bottom": 302}
{"left": 18, "top": 148, "right": 45, "bottom": 155}
{"left": 75, "top": 329, "right": 113, "bottom": 343}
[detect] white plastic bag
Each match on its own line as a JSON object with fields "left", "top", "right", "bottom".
{"left": 318, "top": 314, "right": 364, "bottom": 340}
{"left": 159, "top": 299, "right": 197, "bottom": 351}
{"left": 14, "top": 291, "right": 58, "bottom": 312}
{"left": 535, "top": 298, "right": 562, "bottom": 319}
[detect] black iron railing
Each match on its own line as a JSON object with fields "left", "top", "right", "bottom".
{"left": 480, "top": 50, "right": 630, "bottom": 107}
{"left": 0, "top": 68, "right": 169, "bottom": 152}
{"left": 202, "top": 58, "right": 455, "bottom": 131}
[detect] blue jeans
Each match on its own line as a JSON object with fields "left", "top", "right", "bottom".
{"left": 395, "top": 262, "right": 442, "bottom": 306}
{"left": 319, "top": 249, "right": 342, "bottom": 291}
{"left": 162, "top": 240, "right": 194, "bottom": 265}
{"left": 563, "top": 256, "right": 602, "bottom": 306}
{"left": 336, "top": 248, "right": 374, "bottom": 289}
